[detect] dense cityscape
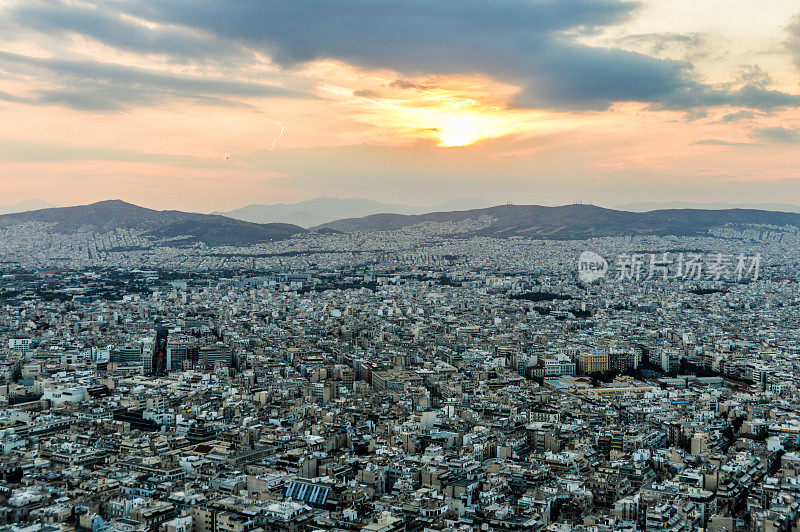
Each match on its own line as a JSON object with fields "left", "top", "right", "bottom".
{"left": 2, "top": 218, "right": 800, "bottom": 531}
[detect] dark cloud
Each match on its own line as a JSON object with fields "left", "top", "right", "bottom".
{"left": 4, "top": 0, "right": 800, "bottom": 113}
{"left": 617, "top": 32, "right": 709, "bottom": 60}
{"left": 719, "top": 110, "right": 758, "bottom": 123}
{"left": 512, "top": 42, "right": 690, "bottom": 110}
{"left": 0, "top": 89, "right": 31, "bottom": 104}
{"left": 10, "top": 0, "right": 243, "bottom": 61}
{"left": 117, "top": 0, "right": 691, "bottom": 111}
{"left": 751, "top": 126, "right": 800, "bottom": 143}
{"left": 788, "top": 14, "right": 800, "bottom": 71}
{"left": 389, "top": 80, "right": 429, "bottom": 91}
{"left": 0, "top": 51, "right": 301, "bottom": 111}
{"left": 352, "top": 89, "right": 382, "bottom": 98}
{"left": 733, "top": 65, "right": 773, "bottom": 88}
{"left": 122, "top": 0, "right": 633, "bottom": 66}
{"left": 651, "top": 83, "right": 800, "bottom": 113}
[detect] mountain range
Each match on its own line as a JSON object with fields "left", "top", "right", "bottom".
{"left": 3, "top": 200, "right": 800, "bottom": 246}
{"left": 215, "top": 197, "right": 492, "bottom": 227}
{"left": 317, "top": 203, "right": 800, "bottom": 238}
{"left": 0, "top": 200, "right": 305, "bottom": 246}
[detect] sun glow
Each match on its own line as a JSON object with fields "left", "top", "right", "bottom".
{"left": 361, "top": 93, "right": 529, "bottom": 147}
{"left": 389, "top": 93, "right": 526, "bottom": 147}
{"left": 314, "top": 66, "right": 535, "bottom": 147}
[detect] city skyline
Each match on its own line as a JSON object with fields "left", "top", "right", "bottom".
{"left": 2, "top": 1, "right": 800, "bottom": 210}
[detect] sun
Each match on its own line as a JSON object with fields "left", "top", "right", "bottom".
{"left": 436, "top": 114, "right": 483, "bottom": 147}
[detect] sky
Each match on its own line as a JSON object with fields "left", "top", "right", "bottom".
{"left": 1, "top": 0, "right": 800, "bottom": 212}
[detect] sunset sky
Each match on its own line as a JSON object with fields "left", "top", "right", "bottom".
{"left": 2, "top": 0, "right": 800, "bottom": 211}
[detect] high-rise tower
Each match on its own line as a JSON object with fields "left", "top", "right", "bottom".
{"left": 152, "top": 326, "right": 168, "bottom": 375}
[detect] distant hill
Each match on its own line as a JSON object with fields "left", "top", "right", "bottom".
{"left": 216, "top": 197, "right": 491, "bottom": 227}
{"left": 0, "top": 199, "right": 57, "bottom": 215}
{"left": 317, "top": 203, "right": 800, "bottom": 238}
{"left": 0, "top": 200, "right": 305, "bottom": 245}
{"left": 616, "top": 201, "right": 800, "bottom": 213}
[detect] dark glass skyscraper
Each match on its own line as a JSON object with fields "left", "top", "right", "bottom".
{"left": 152, "top": 326, "right": 168, "bottom": 375}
